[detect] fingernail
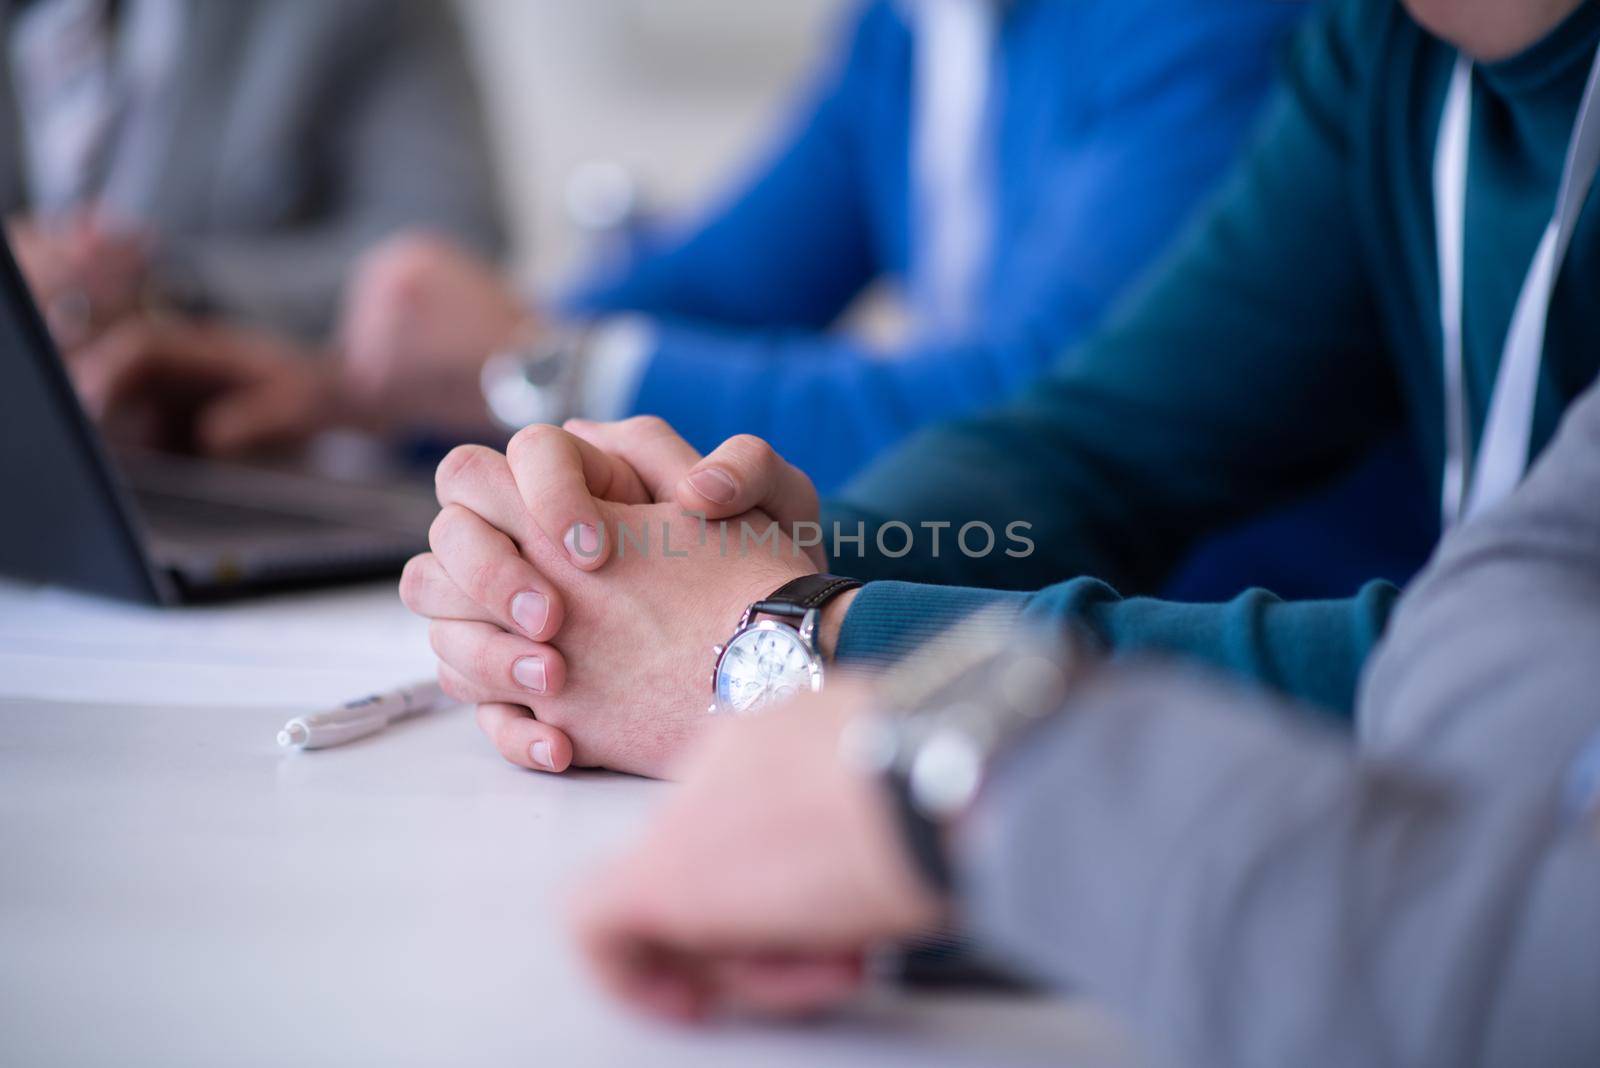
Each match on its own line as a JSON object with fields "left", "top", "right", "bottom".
{"left": 530, "top": 739, "right": 554, "bottom": 770}
{"left": 511, "top": 591, "right": 548, "bottom": 636}
{"left": 688, "top": 468, "right": 736, "bottom": 504}
{"left": 513, "top": 656, "right": 547, "bottom": 693}
{"left": 565, "top": 522, "right": 602, "bottom": 562}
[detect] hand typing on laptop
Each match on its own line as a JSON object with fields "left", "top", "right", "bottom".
{"left": 402, "top": 417, "right": 824, "bottom": 778}
{"left": 45, "top": 238, "right": 531, "bottom": 462}
{"left": 71, "top": 315, "right": 342, "bottom": 457}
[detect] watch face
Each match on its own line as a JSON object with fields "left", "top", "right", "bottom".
{"left": 480, "top": 349, "right": 565, "bottom": 431}
{"left": 713, "top": 621, "right": 821, "bottom": 715}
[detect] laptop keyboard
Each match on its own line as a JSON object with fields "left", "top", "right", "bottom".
{"left": 132, "top": 488, "right": 339, "bottom": 539}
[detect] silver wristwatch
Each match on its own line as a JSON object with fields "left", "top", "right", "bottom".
{"left": 708, "top": 575, "right": 861, "bottom": 715}
{"left": 479, "top": 323, "right": 587, "bottom": 431}
{"left": 840, "top": 610, "right": 1097, "bottom": 886}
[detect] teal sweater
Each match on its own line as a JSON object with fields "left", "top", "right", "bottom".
{"left": 827, "top": 0, "right": 1600, "bottom": 713}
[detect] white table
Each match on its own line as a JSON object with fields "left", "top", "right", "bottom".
{"left": 0, "top": 579, "right": 1138, "bottom": 1066}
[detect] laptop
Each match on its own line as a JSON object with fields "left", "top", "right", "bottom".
{"left": 0, "top": 235, "right": 437, "bottom": 604}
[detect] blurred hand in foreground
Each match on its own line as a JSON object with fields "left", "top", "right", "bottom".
{"left": 339, "top": 232, "right": 528, "bottom": 435}
{"left": 571, "top": 684, "right": 947, "bottom": 1022}
{"left": 72, "top": 314, "right": 340, "bottom": 457}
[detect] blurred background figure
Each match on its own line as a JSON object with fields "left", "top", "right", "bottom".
{"left": 0, "top": 1, "right": 1430, "bottom": 604}
{"left": 342, "top": 0, "right": 1304, "bottom": 490}
{"left": 0, "top": 0, "right": 503, "bottom": 350}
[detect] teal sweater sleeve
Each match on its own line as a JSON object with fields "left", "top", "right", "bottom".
{"left": 828, "top": 0, "right": 1403, "bottom": 713}
{"left": 837, "top": 579, "right": 1398, "bottom": 715}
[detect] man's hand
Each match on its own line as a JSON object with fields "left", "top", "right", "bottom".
{"left": 339, "top": 233, "right": 528, "bottom": 434}
{"left": 571, "top": 684, "right": 947, "bottom": 1022}
{"left": 8, "top": 212, "right": 150, "bottom": 348}
{"left": 563, "top": 418, "right": 826, "bottom": 570}
{"left": 401, "top": 427, "right": 820, "bottom": 777}
{"left": 72, "top": 315, "right": 341, "bottom": 456}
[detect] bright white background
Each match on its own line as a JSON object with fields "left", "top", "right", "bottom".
{"left": 455, "top": 0, "right": 851, "bottom": 287}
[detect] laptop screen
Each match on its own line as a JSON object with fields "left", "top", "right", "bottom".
{"left": 0, "top": 235, "right": 164, "bottom": 602}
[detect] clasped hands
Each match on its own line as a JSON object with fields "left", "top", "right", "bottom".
{"left": 402, "top": 416, "right": 946, "bottom": 1021}
{"left": 399, "top": 416, "right": 830, "bottom": 779}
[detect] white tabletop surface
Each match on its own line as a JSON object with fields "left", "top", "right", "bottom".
{"left": 0, "top": 578, "right": 1139, "bottom": 1067}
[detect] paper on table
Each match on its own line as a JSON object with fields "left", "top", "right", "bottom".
{"left": 0, "top": 579, "right": 435, "bottom": 708}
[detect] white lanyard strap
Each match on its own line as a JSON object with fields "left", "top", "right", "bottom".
{"left": 911, "top": 0, "right": 996, "bottom": 336}
{"left": 1434, "top": 46, "right": 1600, "bottom": 529}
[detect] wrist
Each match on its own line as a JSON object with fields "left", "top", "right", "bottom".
{"left": 868, "top": 777, "right": 953, "bottom": 933}
{"left": 816, "top": 587, "right": 859, "bottom": 661}
{"left": 320, "top": 348, "right": 397, "bottom": 434}
{"left": 820, "top": 688, "right": 951, "bottom": 935}
{"left": 708, "top": 573, "right": 858, "bottom": 717}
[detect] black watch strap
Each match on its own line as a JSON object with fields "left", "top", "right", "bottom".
{"left": 885, "top": 769, "right": 955, "bottom": 894}
{"left": 750, "top": 574, "right": 861, "bottom": 620}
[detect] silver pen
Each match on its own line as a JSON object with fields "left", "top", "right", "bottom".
{"left": 277, "top": 679, "right": 448, "bottom": 750}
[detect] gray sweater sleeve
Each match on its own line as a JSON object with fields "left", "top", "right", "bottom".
{"left": 957, "top": 673, "right": 1600, "bottom": 1068}
{"left": 1358, "top": 374, "right": 1600, "bottom": 772}
{"left": 954, "top": 376, "right": 1600, "bottom": 1068}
